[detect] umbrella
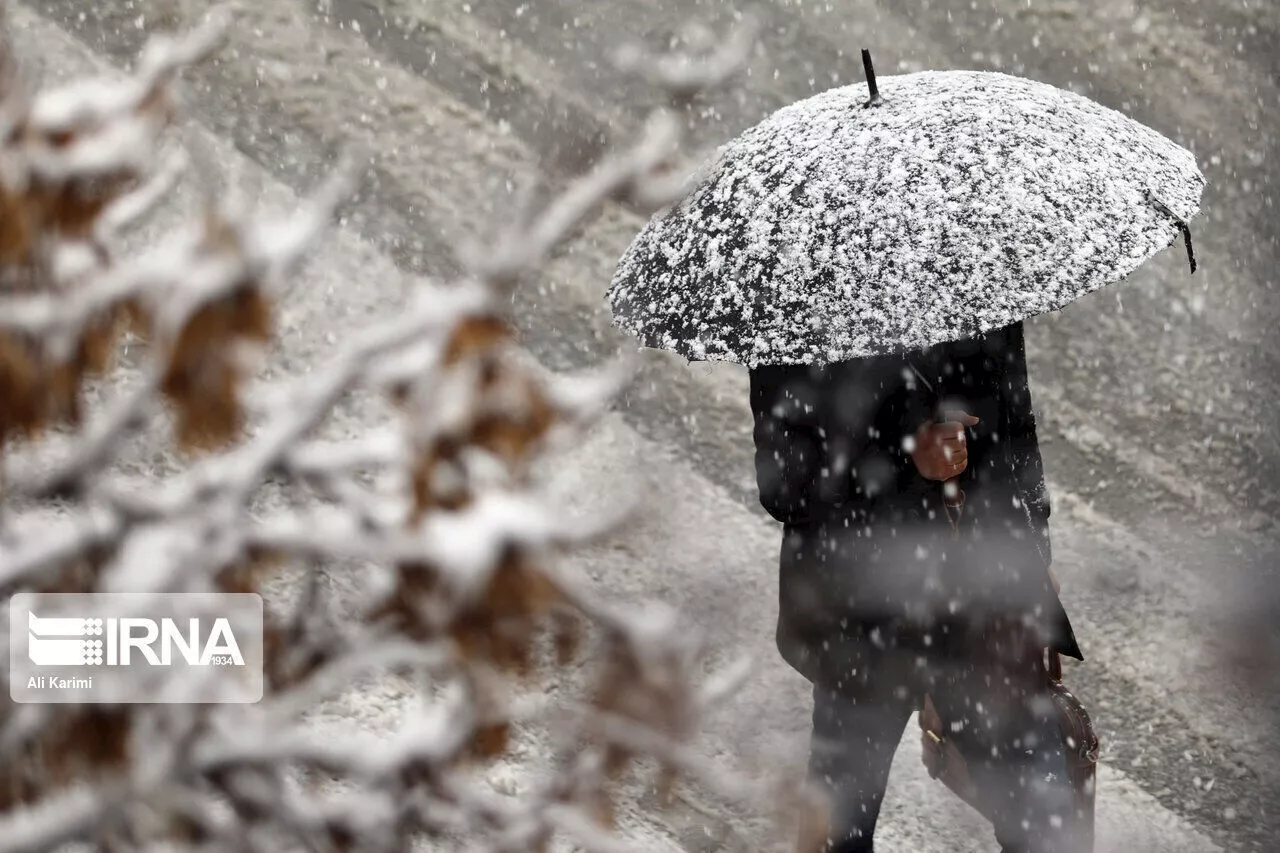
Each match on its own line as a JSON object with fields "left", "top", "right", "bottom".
{"left": 607, "top": 51, "right": 1205, "bottom": 367}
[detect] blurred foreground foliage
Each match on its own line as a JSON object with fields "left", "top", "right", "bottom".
{"left": 0, "top": 6, "right": 817, "bottom": 851}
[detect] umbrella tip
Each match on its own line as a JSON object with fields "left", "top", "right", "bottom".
{"left": 861, "top": 48, "right": 884, "bottom": 108}
{"left": 1146, "top": 189, "right": 1197, "bottom": 275}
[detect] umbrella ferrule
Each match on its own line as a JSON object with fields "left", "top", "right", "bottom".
{"left": 1180, "top": 221, "right": 1196, "bottom": 274}
{"left": 1146, "top": 190, "right": 1197, "bottom": 274}
{"left": 861, "top": 49, "right": 884, "bottom": 108}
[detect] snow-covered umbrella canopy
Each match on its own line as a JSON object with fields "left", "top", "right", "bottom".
{"left": 607, "top": 54, "right": 1205, "bottom": 367}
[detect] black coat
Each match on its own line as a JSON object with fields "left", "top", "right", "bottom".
{"left": 750, "top": 322, "right": 1081, "bottom": 688}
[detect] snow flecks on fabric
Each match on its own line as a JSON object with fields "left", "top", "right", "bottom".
{"left": 607, "top": 70, "right": 1206, "bottom": 366}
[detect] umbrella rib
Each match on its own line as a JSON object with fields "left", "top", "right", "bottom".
{"left": 908, "top": 361, "right": 937, "bottom": 396}
{"left": 1145, "top": 190, "right": 1198, "bottom": 274}
{"left": 1181, "top": 222, "right": 1197, "bottom": 274}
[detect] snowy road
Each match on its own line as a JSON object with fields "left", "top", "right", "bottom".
{"left": 10, "top": 0, "right": 1279, "bottom": 849}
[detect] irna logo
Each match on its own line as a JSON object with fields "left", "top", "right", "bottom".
{"left": 27, "top": 612, "right": 245, "bottom": 667}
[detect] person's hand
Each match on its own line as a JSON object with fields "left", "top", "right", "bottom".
{"left": 909, "top": 410, "right": 980, "bottom": 482}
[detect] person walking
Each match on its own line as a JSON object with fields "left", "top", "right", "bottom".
{"left": 750, "top": 320, "right": 1085, "bottom": 853}
{"left": 608, "top": 49, "right": 1201, "bottom": 853}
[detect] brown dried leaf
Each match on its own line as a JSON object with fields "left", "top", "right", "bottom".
{"left": 493, "top": 554, "right": 562, "bottom": 617}
{"left": 470, "top": 721, "right": 510, "bottom": 760}
{"left": 159, "top": 285, "right": 271, "bottom": 453}
{"left": 470, "top": 373, "right": 558, "bottom": 465}
{"left": 370, "top": 561, "right": 444, "bottom": 642}
{"left": 162, "top": 285, "right": 270, "bottom": 383}
{"left": 170, "top": 362, "right": 242, "bottom": 453}
{"left": 453, "top": 616, "right": 533, "bottom": 676}
{"left": 0, "top": 183, "right": 34, "bottom": 266}
{"left": 603, "top": 744, "right": 631, "bottom": 780}
{"left": 232, "top": 285, "right": 272, "bottom": 342}
{"left": 408, "top": 450, "right": 438, "bottom": 520}
{"left": 408, "top": 439, "right": 474, "bottom": 519}
{"left": 34, "top": 171, "right": 139, "bottom": 239}
{"left": 0, "top": 770, "right": 35, "bottom": 813}
{"left": 449, "top": 554, "right": 565, "bottom": 674}
{"left": 121, "top": 296, "right": 153, "bottom": 339}
{"left": 443, "top": 315, "right": 509, "bottom": 365}
{"left": 398, "top": 559, "right": 442, "bottom": 600}
{"left": 0, "top": 332, "right": 42, "bottom": 439}
{"left": 162, "top": 303, "right": 232, "bottom": 392}
{"left": 590, "top": 634, "right": 697, "bottom": 761}
{"left": 79, "top": 310, "right": 123, "bottom": 375}
{"left": 40, "top": 706, "right": 131, "bottom": 783}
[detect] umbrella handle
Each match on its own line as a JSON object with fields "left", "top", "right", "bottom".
{"left": 942, "top": 476, "right": 965, "bottom": 539}
{"left": 911, "top": 361, "right": 966, "bottom": 517}
{"left": 942, "top": 477, "right": 964, "bottom": 507}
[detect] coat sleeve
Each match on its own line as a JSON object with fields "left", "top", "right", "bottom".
{"left": 1001, "top": 323, "right": 1053, "bottom": 559}
{"left": 748, "top": 365, "right": 824, "bottom": 526}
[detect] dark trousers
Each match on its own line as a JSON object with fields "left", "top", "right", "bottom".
{"left": 806, "top": 641, "right": 1083, "bottom": 853}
